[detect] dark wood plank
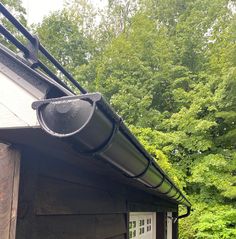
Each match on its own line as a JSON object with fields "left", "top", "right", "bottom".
{"left": 16, "top": 149, "right": 39, "bottom": 239}
{"left": 32, "top": 214, "right": 126, "bottom": 239}
{"left": 95, "top": 214, "right": 126, "bottom": 239}
{"left": 0, "top": 143, "right": 20, "bottom": 239}
{"left": 128, "top": 202, "right": 177, "bottom": 212}
{"left": 35, "top": 176, "right": 126, "bottom": 215}
{"left": 10, "top": 149, "right": 20, "bottom": 239}
{"left": 38, "top": 156, "right": 177, "bottom": 213}
{"left": 106, "top": 234, "right": 126, "bottom": 239}
{"left": 156, "top": 212, "right": 166, "bottom": 239}
{"left": 33, "top": 215, "right": 95, "bottom": 239}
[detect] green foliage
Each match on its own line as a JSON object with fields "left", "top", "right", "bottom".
{"left": 94, "top": 13, "right": 175, "bottom": 126}
{"left": 180, "top": 202, "right": 236, "bottom": 239}
{"left": 0, "top": 0, "right": 27, "bottom": 51}
{"left": 190, "top": 153, "right": 236, "bottom": 199}
{"left": 36, "top": 6, "right": 95, "bottom": 72}
{"left": 91, "top": 1, "right": 236, "bottom": 237}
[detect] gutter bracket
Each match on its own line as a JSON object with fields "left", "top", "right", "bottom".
{"left": 162, "top": 184, "right": 174, "bottom": 195}
{"left": 125, "top": 158, "right": 152, "bottom": 179}
{"left": 32, "top": 93, "right": 102, "bottom": 110}
{"left": 75, "top": 120, "right": 121, "bottom": 157}
{"left": 147, "top": 174, "right": 165, "bottom": 189}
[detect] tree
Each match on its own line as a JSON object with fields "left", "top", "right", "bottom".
{"left": 94, "top": 13, "right": 175, "bottom": 126}
{"left": 34, "top": 1, "right": 98, "bottom": 90}
{"left": 36, "top": 7, "right": 95, "bottom": 72}
{"left": 0, "top": 0, "right": 27, "bottom": 50}
{"left": 91, "top": 1, "right": 236, "bottom": 238}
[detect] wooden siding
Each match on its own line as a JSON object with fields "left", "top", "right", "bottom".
{"left": 16, "top": 148, "right": 127, "bottom": 239}
{"left": 14, "top": 145, "right": 177, "bottom": 239}
{"left": 32, "top": 215, "right": 126, "bottom": 239}
{"left": 0, "top": 143, "right": 20, "bottom": 239}
{"left": 36, "top": 176, "right": 126, "bottom": 215}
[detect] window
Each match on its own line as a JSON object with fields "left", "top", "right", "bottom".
{"left": 129, "top": 212, "right": 156, "bottom": 239}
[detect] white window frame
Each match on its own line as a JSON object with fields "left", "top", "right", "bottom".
{"left": 129, "top": 212, "right": 156, "bottom": 239}
{"left": 166, "top": 212, "right": 172, "bottom": 239}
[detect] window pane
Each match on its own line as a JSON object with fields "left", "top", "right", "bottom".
{"left": 129, "top": 222, "right": 132, "bottom": 229}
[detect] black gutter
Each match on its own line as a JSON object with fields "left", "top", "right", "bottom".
{"left": 32, "top": 93, "right": 191, "bottom": 210}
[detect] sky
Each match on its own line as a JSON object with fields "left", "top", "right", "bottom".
{"left": 22, "top": 0, "right": 64, "bottom": 24}
{"left": 22, "top": 0, "right": 107, "bottom": 24}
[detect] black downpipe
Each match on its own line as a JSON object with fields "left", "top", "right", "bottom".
{"left": 174, "top": 207, "right": 191, "bottom": 223}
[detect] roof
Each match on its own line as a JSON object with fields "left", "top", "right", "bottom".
{"left": 0, "top": 3, "right": 191, "bottom": 214}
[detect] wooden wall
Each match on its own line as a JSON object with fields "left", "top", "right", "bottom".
{"left": 0, "top": 143, "right": 20, "bottom": 239}
{"left": 15, "top": 146, "right": 177, "bottom": 239}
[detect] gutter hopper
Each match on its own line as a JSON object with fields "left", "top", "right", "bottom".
{"left": 32, "top": 93, "right": 191, "bottom": 210}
